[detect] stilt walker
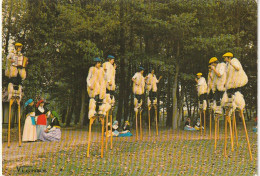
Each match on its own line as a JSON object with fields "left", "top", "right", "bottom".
{"left": 5, "top": 43, "right": 28, "bottom": 148}
{"left": 222, "top": 52, "right": 252, "bottom": 160}
{"left": 103, "top": 55, "right": 116, "bottom": 150}
{"left": 207, "top": 65, "right": 215, "bottom": 138}
{"left": 132, "top": 67, "right": 145, "bottom": 140}
{"left": 86, "top": 57, "right": 107, "bottom": 158}
{"left": 195, "top": 73, "right": 207, "bottom": 135}
{"left": 208, "top": 57, "right": 226, "bottom": 144}
{"left": 146, "top": 68, "right": 162, "bottom": 136}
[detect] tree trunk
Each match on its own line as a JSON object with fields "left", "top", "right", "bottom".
{"left": 116, "top": 0, "right": 126, "bottom": 122}
{"left": 172, "top": 63, "right": 179, "bottom": 129}
{"left": 166, "top": 71, "right": 172, "bottom": 127}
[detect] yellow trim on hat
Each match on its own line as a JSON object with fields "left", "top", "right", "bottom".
{"left": 196, "top": 73, "right": 202, "bottom": 76}
{"left": 223, "top": 52, "right": 233, "bottom": 57}
{"left": 209, "top": 57, "right": 218, "bottom": 64}
{"left": 15, "top": 43, "right": 23, "bottom": 47}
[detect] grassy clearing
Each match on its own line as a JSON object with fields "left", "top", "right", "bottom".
{"left": 2, "top": 122, "right": 257, "bottom": 176}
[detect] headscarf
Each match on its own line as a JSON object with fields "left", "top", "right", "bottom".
{"left": 51, "top": 111, "right": 59, "bottom": 119}
{"left": 113, "top": 120, "right": 118, "bottom": 126}
{"left": 36, "top": 100, "right": 44, "bottom": 108}
{"left": 24, "top": 99, "right": 33, "bottom": 107}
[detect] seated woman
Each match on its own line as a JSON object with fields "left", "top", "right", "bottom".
{"left": 39, "top": 111, "right": 61, "bottom": 142}
{"left": 194, "top": 118, "right": 204, "bottom": 131}
{"left": 112, "top": 120, "right": 120, "bottom": 136}
{"left": 22, "top": 99, "right": 37, "bottom": 142}
{"left": 184, "top": 118, "right": 196, "bottom": 131}
{"left": 118, "top": 121, "right": 133, "bottom": 137}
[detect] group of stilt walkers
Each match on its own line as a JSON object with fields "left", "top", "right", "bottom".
{"left": 196, "top": 52, "right": 252, "bottom": 160}
{"left": 4, "top": 43, "right": 253, "bottom": 161}
{"left": 86, "top": 56, "right": 162, "bottom": 158}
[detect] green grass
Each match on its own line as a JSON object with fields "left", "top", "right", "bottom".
{"left": 3, "top": 123, "right": 257, "bottom": 176}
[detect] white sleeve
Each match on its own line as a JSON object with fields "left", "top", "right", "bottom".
{"left": 155, "top": 75, "right": 159, "bottom": 83}
{"left": 86, "top": 67, "right": 93, "bottom": 87}
{"left": 105, "top": 65, "right": 112, "bottom": 82}
{"left": 217, "top": 63, "right": 225, "bottom": 76}
{"left": 132, "top": 73, "right": 138, "bottom": 80}
{"left": 198, "top": 77, "right": 206, "bottom": 86}
{"left": 231, "top": 58, "right": 242, "bottom": 70}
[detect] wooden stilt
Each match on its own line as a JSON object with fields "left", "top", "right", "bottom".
{"left": 148, "top": 106, "right": 151, "bottom": 136}
{"left": 8, "top": 99, "right": 14, "bottom": 148}
{"left": 210, "top": 110, "right": 212, "bottom": 139}
{"left": 105, "top": 111, "right": 109, "bottom": 151}
{"left": 227, "top": 115, "right": 234, "bottom": 152}
{"left": 199, "top": 110, "right": 202, "bottom": 135}
{"left": 240, "top": 110, "right": 253, "bottom": 161}
{"left": 224, "top": 114, "right": 228, "bottom": 157}
{"left": 110, "top": 112, "right": 113, "bottom": 150}
{"left": 214, "top": 115, "right": 218, "bottom": 150}
{"left": 154, "top": 105, "right": 158, "bottom": 136}
{"left": 217, "top": 117, "right": 220, "bottom": 140}
{"left": 135, "top": 110, "right": 138, "bottom": 140}
{"left": 233, "top": 112, "right": 238, "bottom": 147}
{"left": 17, "top": 99, "right": 21, "bottom": 147}
{"left": 203, "top": 110, "right": 206, "bottom": 136}
{"left": 87, "top": 117, "right": 95, "bottom": 157}
{"left": 100, "top": 117, "right": 105, "bottom": 158}
{"left": 140, "top": 109, "right": 143, "bottom": 140}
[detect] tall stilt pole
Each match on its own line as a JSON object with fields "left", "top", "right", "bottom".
{"left": 228, "top": 115, "right": 234, "bottom": 152}
{"left": 110, "top": 111, "right": 113, "bottom": 150}
{"left": 200, "top": 110, "right": 202, "bottom": 135}
{"left": 209, "top": 110, "right": 212, "bottom": 138}
{"left": 240, "top": 110, "right": 253, "bottom": 161}
{"left": 135, "top": 111, "right": 138, "bottom": 140}
{"left": 203, "top": 110, "right": 206, "bottom": 136}
{"left": 224, "top": 114, "right": 228, "bottom": 157}
{"left": 214, "top": 115, "right": 218, "bottom": 150}
{"left": 100, "top": 117, "right": 105, "bottom": 158}
{"left": 17, "top": 99, "right": 21, "bottom": 147}
{"left": 154, "top": 105, "right": 158, "bottom": 136}
{"left": 87, "top": 117, "right": 95, "bottom": 158}
{"left": 233, "top": 113, "right": 238, "bottom": 147}
{"left": 140, "top": 109, "right": 143, "bottom": 140}
{"left": 148, "top": 106, "right": 151, "bottom": 136}
{"left": 105, "top": 111, "right": 109, "bottom": 151}
{"left": 8, "top": 99, "right": 14, "bottom": 148}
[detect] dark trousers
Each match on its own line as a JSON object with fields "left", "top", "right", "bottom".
{"left": 199, "top": 93, "right": 207, "bottom": 104}
{"left": 149, "top": 90, "right": 157, "bottom": 102}
{"left": 94, "top": 95, "right": 103, "bottom": 112}
{"left": 214, "top": 90, "right": 225, "bottom": 106}
{"left": 134, "top": 94, "right": 143, "bottom": 104}
{"left": 106, "top": 89, "right": 115, "bottom": 99}
{"left": 227, "top": 87, "right": 242, "bottom": 98}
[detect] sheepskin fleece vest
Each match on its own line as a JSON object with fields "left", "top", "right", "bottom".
{"left": 197, "top": 77, "right": 207, "bottom": 96}
{"left": 226, "top": 58, "right": 248, "bottom": 89}
{"left": 215, "top": 63, "right": 226, "bottom": 91}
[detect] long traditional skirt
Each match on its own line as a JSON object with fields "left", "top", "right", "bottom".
{"left": 22, "top": 116, "right": 37, "bottom": 142}
{"left": 36, "top": 125, "right": 46, "bottom": 139}
{"left": 39, "top": 128, "right": 61, "bottom": 142}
